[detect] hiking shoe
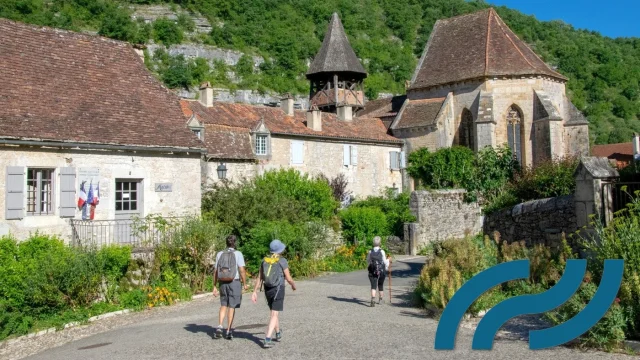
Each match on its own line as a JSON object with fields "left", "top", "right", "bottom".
{"left": 379, "top": 297, "right": 384, "bottom": 305}
{"left": 263, "top": 339, "right": 274, "bottom": 348}
{"left": 275, "top": 330, "right": 282, "bottom": 341}
{"left": 225, "top": 330, "right": 233, "bottom": 340}
{"left": 214, "top": 326, "right": 223, "bottom": 339}
{"left": 370, "top": 298, "right": 376, "bottom": 307}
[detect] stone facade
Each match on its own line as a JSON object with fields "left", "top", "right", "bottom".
{"left": 405, "top": 190, "right": 483, "bottom": 254}
{"left": 204, "top": 160, "right": 257, "bottom": 186}
{"left": 0, "top": 147, "right": 202, "bottom": 241}
{"left": 483, "top": 195, "right": 577, "bottom": 248}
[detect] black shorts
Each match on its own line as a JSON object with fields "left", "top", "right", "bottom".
{"left": 368, "top": 273, "right": 386, "bottom": 291}
{"left": 219, "top": 280, "right": 242, "bottom": 308}
{"left": 265, "top": 285, "right": 285, "bottom": 312}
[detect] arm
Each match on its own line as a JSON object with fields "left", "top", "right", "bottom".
{"left": 251, "top": 266, "right": 263, "bottom": 303}
{"left": 212, "top": 267, "right": 219, "bottom": 296}
{"left": 239, "top": 266, "right": 248, "bottom": 290}
{"left": 382, "top": 250, "right": 390, "bottom": 269}
{"left": 283, "top": 268, "right": 296, "bottom": 291}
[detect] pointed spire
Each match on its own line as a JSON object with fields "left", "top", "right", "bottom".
{"left": 306, "top": 12, "right": 367, "bottom": 78}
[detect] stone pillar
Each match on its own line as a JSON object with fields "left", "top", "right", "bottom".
{"left": 476, "top": 90, "right": 496, "bottom": 151}
{"left": 404, "top": 222, "right": 419, "bottom": 256}
{"left": 574, "top": 157, "right": 619, "bottom": 229}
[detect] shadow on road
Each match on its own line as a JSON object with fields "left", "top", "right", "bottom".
{"left": 183, "top": 323, "right": 265, "bottom": 347}
{"left": 327, "top": 296, "right": 370, "bottom": 307}
{"left": 388, "top": 260, "right": 424, "bottom": 279}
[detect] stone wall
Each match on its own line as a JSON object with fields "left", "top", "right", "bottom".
{"left": 483, "top": 195, "right": 577, "bottom": 248}
{"left": 407, "top": 190, "right": 483, "bottom": 254}
{"left": 204, "top": 160, "right": 257, "bottom": 186}
{"left": 0, "top": 147, "right": 202, "bottom": 242}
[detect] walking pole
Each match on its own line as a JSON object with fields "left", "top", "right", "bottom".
{"left": 388, "top": 256, "right": 392, "bottom": 305}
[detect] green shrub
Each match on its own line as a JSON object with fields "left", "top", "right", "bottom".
{"left": 349, "top": 188, "right": 415, "bottom": 237}
{"left": 153, "top": 17, "right": 183, "bottom": 46}
{"left": 468, "top": 145, "right": 518, "bottom": 204}
{"left": 510, "top": 157, "right": 579, "bottom": 201}
{"left": 339, "top": 206, "right": 389, "bottom": 245}
{"left": 546, "top": 282, "right": 626, "bottom": 349}
{"left": 407, "top": 146, "right": 476, "bottom": 189}
{"left": 119, "top": 289, "right": 146, "bottom": 310}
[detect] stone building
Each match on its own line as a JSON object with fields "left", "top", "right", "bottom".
{"left": 181, "top": 13, "right": 406, "bottom": 198}
{"left": 0, "top": 19, "right": 205, "bottom": 241}
{"left": 377, "top": 8, "right": 590, "bottom": 167}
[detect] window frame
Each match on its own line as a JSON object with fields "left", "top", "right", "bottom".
{"left": 255, "top": 134, "right": 268, "bottom": 156}
{"left": 114, "top": 180, "right": 142, "bottom": 214}
{"left": 26, "top": 167, "right": 55, "bottom": 216}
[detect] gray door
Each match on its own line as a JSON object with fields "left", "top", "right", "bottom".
{"left": 114, "top": 179, "right": 143, "bottom": 245}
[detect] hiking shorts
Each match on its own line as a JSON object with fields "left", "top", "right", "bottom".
{"left": 368, "top": 273, "right": 386, "bottom": 291}
{"left": 219, "top": 280, "right": 242, "bottom": 308}
{"left": 265, "top": 285, "right": 285, "bottom": 312}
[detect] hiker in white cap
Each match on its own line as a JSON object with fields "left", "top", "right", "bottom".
{"left": 366, "top": 236, "right": 391, "bottom": 307}
{"left": 251, "top": 239, "right": 297, "bottom": 349}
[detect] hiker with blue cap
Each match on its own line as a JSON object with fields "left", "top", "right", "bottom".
{"left": 251, "top": 239, "right": 297, "bottom": 349}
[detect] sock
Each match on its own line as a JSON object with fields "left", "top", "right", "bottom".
{"left": 265, "top": 337, "right": 272, "bottom": 342}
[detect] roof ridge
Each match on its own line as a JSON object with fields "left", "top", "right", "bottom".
{"left": 438, "top": 7, "right": 492, "bottom": 23}
{"left": 490, "top": 10, "right": 537, "bottom": 71}
{"left": 484, "top": 9, "right": 491, "bottom": 76}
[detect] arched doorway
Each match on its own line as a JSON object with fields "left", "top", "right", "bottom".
{"left": 459, "top": 109, "right": 474, "bottom": 150}
{"left": 506, "top": 105, "right": 523, "bottom": 163}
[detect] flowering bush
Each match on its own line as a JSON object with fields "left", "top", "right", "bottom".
{"left": 142, "top": 286, "right": 179, "bottom": 308}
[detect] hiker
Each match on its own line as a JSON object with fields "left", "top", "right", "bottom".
{"left": 212, "top": 235, "right": 248, "bottom": 340}
{"left": 366, "top": 236, "right": 391, "bottom": 307}
{"left": 251, "top": 239, "right": 297, "bottom": 349}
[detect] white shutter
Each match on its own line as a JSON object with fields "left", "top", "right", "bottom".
{"left": 400, "top": 151, "right": 406, "bottom": 168}
{"left": 350, "top": 145, "right": 358, "bottom": 165}
{"left": 59, "top": 167, "right": 76, "bottom": 218}
{"left": 343, "top": 144, "right": 351, "bottom": 166}
{"left": 291, "top": 140, "right": 304, "bottom": 164}
{"left": 390, "top": 151, "right": 399, "bottom": 170}
{"left": 6, "top": 166, "right": 25, "bottom": 220}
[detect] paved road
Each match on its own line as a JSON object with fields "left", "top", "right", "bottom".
{"left": 14, "top": 257, "right": 635, "bottom": 359}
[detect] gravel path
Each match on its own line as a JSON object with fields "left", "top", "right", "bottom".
{"left": 1, "top": 257, "right": 635, "bottom": 360}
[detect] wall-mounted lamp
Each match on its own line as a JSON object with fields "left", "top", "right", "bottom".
{"left": 217, "top": 162, "right": 227, "bottom": 180}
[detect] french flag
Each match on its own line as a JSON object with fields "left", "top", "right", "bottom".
{"left": 87, "top": 183, "right": 97, "bottom": 220}
{"left": 77, "top": 181, "right": 87, "bottom": 209}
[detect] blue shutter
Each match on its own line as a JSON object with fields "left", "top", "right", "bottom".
{"left": 350, "top": 145, "right": 358, "bottom": 165}
{"left": 59, "top": 167, "right": 76, "bottom": 218}
{"left": 390, "top": 151, "right": 399, "bottom": 170}
{"left": 400, "top": 151, "right": 406, "bottom": 168}
{"left": 5, "top": 166, "right": 24, "bottom": 220}
{"left": 291, "top": 140, "right": 304, "bottom": 164}
{"left": 343, "top": 144, "right": 350, "bottom": 166}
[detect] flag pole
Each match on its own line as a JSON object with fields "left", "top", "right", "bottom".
{"left": 388, "top": 255, "right": 392, "bottom": 305}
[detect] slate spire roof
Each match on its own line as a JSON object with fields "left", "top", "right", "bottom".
{"left": 306, "top": 12, "right": 367, "bottom": 78}
{"left": 410, "top": 8, "right": 567, "bottom": 90}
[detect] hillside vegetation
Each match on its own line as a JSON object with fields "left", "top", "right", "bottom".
{"left": 1, "top": 0, "right": 639, "bottom": 145}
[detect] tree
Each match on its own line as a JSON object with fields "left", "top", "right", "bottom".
{"left": 153, "top": 18, "right": 183, "bottom": 46}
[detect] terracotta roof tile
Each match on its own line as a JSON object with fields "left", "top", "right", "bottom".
{"left": 392, "top": 98, "right": 445, "bottom": 129}
{"left": 359, "top": 95, "right": 406, "bottom": 119}
{"left": 203, "top": 124, "right": 255, "bottom": 160}
{"left": 592, "top": 143, "right": 634, "bottom": 158}
{"left": 0, "top": 19, "right": 202, "bottom": 150}
{"left": 410, "top": 8, "right": 567, "bottom": 90}
{"left": 181, "top": 100, "right": 401, "bottom": 145}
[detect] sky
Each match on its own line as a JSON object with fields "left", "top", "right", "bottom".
{"left": 487, "top": 0, "right": 640, "bottom": 38}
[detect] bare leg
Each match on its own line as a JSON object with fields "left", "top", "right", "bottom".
{"left": 370, "top": 289, "right": 376, "bottom": 298}
{"left": 266, "top": 310, "right": 279, "bottom": 338}
{"left": 275, "top": 315, "right": 280, "bottom": 334}
{"left": 226, "top": 308, "right": 236, "bottom": 332}
{"left": 218, "top": 306, "right": 227, "bottom": 327}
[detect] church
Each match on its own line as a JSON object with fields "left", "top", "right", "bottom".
{"left": 362, "top": 8, "right": 590, "bottom": 167}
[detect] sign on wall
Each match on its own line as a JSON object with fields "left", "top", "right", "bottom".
{"left": 155, "top": 183, "right": 173, "bottom": 192}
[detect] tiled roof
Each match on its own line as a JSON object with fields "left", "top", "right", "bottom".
{"left": 591, "top": 142, "right": 634, "bottom": 158}
{"left": 204, "top": 124, "right": 255, "bottom": 160}
{"left": 359, "top": 95, "right": 407, "bottom": 119}
{"left": 181, "top": 100, "right": 401, "bottom": 145}
{"left": 392, "top": 98, "right": 445, "bottom": 130}
{"left": 306, "top": 12, "right": 367, "bottom": 77}
{"left": 0, "top": 19, "right": 202, "bottom": 151}
{"left": 410, "top": 8, "right": 567, "bottom": 90}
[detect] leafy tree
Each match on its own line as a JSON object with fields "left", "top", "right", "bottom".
{"left": 153, "top": 17, "right": 183, "bottom": 46}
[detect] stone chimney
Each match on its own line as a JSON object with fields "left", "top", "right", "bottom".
{"left": 337, "top": 105, "right": 353, "bottom": 122}
{"left": 306, "top": 105, "right": 322, "bottom": 131}
{"left": 199, "top": 82, "right": 214, "bottom": 107}
{"left": 634, "top": 133, "right": 640, "bottom": 161}
{"left": 281, "top": 93, "right": 294, "bottom": 116}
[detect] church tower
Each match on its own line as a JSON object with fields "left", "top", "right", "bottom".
{"left": 307, "top": 13, "right": 367, "bottom": 119}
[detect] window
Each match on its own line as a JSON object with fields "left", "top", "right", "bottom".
{"left": 115, "top": 181, "right": 139, "bottom": 212}
{"left": 506, "top": 105, "right": 523, "bottom": 163}
{"left": 256, "top": 134, "right": 268, "bottom": 155}
{"left": 460, "top": 109, "right": 474, "bottom": 150}
{"left": 26, "top": 168, "right": 53, "bottom": 215}
{"left": 291, "top": 140, "right": 304, "bottom": 165}
{"left": 192, "top": 129, "right": 202, "bottom": 140}
{"left": 390, "top": 151, "right": 406, "bottom": 170}
{"left": 343, "top": 145, "right": 358, "bottom": 166}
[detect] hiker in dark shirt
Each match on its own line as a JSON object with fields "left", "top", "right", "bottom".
{"left": 366, "top": 236, "right": 391, "bottom": 307}
{"left": 251, "top": 239, "right": 297, "bottom": 349}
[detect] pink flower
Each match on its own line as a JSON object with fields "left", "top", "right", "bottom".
{"left": 615, "top": 298, "right": 620, "bottom": 304}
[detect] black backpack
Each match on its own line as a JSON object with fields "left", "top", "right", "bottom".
{"left": 368, "top": 249, "right": 385, "bottom": 277}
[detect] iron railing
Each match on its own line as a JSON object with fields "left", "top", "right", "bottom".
{"left": 70, "top": 217, "right": 184, "bottom": 248}
{"left": 602, "top": 182, "right": 640, "bottom": 226}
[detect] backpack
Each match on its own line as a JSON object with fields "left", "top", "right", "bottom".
{"left": 368, "top": 248, "right": 385, "bottom": 277}
{"left": 217, "top": 249, "right": 237, "bottom": 283}
{"left": 261, "top": 255, "right": 283, "bottom": 288}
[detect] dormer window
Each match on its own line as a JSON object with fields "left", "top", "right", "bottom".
{"left": 193, "top": 129, "right": 202, "bottom": 140}
{"left": 256, "top": 134, "right": 268, "bottom": 155}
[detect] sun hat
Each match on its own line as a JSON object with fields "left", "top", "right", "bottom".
{"left": 270, "top": 239, "right": 286, "bottom": 254}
